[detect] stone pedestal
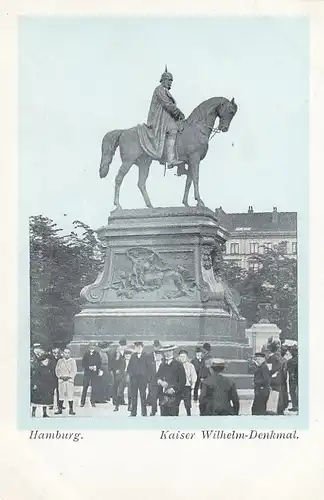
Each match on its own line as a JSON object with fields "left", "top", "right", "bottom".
{"left": 74, "top": 207, "right": 248, "bottom": 345}
{"left": 245, "top": 322, "right": 281, "bottom": 354}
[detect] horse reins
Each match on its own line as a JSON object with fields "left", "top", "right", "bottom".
{"left": 207, "top": 125, "right": 221, "bottom": 140}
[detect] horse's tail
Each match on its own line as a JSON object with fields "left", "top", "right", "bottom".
{"left": 99, "top": 129, "right": 124, "bottom": 178}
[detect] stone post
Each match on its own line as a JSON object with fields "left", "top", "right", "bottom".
{"left": 245, "top": 303, "right": 281, "bottom": 353}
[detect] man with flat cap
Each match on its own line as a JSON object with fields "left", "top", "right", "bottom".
{"left": 156, "top": 345, "right": 186, "bottom": 416}
{"left": 251, "top": 352, "right": 270, "bottom": 415}
{"left": 199, "top": 358, "right": 240, "bottom": 416}
{"left": 127, "top": 342, "right": 151, "bottom": 416}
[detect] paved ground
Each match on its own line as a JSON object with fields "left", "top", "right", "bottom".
{"left": 35, "top": 393, "right": 298, "bottom": 418}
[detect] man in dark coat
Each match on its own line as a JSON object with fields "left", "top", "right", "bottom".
{"left": 199, "top": 343, "right": 213, "bottom": 380}
{"left": 266, "top": 341, "right": 283, "bottom": 415}
{"left": 49, "top": 346, "right": 63, "bottom": 409}
{"left": 251, "top": 352, "right": 270, "bottom": 415}
{"left": 199, "top": 358, "right": 239, "bottom": 416}
{"left": 191, "top": 347, "right": 203, "bottom": 403}
{"left": 156, "top": 345, "right": 186, "bottom": 416}
{"left": 114, "top": 350, "right": 132, "bottom": 412}
{"left": 287, "top": 345, "right": 298, "bottom": 412}
{"left": 280, "top": 346, "right": 289, "bottom": 414}
{"left": 111, "top": 345, "right": 127, "bottom": 408}
{"left": 127, "top": 342, "right": 151, "bottom": 416}
{"left": 80, "top": 342, "right": 101, "bottom": 407}
{"left": 198, "top": 343, "right": 213, "bottom": 415}
{"left": 147, "top": 347, "right": 164, "bottom": 416}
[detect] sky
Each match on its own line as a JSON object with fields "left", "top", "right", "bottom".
{"left": 19, "top": 17, "right": 308, "bottom": 232}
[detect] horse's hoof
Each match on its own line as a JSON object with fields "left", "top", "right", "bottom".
{"left": 114, "top": 204, "right": 122, "bottom": 211}
{"left": 182, "top": 201, "right": 190, "bottom": 207}
{"left": 197, "top": 201, "right": 205, "bottom": 207}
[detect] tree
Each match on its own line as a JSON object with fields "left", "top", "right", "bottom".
{"left": 221, "top": 243, "right": 298, "bottom": 340}
{"left": 30, "top": 216, "right": 104, "bottom": 347}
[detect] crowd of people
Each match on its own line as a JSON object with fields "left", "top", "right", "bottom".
{"left": 30, "top": 337, "right": 298, "bottom": 417}
{"left": 251, "top": 338, "right": 299, "bottom": 416}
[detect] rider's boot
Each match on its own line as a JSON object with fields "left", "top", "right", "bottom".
{"left": 166, "top": 136, "right": 182, "bottom": 169}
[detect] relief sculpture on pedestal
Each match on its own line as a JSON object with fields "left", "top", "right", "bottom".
{"left": 109, "top": 247, "right": 198, "bottom": 300}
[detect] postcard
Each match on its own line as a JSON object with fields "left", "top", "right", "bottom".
{"left": 1, "top": 1, "right": 323, "bottom": 499}
{"left": 18, "top": 13, "right": 308, "bottom": 430}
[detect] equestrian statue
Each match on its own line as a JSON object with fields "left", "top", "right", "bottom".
{"left": 99, "top": 66, "right": 238, "bottom": 209}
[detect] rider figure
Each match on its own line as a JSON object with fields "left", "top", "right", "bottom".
{"left": 147, "top": 66, "right": 185, "bottom": 169}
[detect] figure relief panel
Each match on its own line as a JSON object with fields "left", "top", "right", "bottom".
{"left": 98, "top": 247, "right": 199, "bottom": 302}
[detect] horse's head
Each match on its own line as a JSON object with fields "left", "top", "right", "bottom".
{"left": 217, "top": 97, "right": 238, "bottom": 133}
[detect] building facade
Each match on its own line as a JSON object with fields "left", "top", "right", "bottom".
{"left": 215, "top": 206, "right": 297, "bottom": 271}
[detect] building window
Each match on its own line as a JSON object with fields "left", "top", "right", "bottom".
{"left": 230, "top": 243, "right": 239, "bottom": 254}
{"left": 249, "top": 243, "right": 259, "bottom": 254}
{"left": 248, "top": 261, "right": 259, "bottom": 272}
{"left": 292, "top": 242, "right": 297, "bottom": 254}
{"left": 264, "top": 242, "right": 272, "bottom": 253}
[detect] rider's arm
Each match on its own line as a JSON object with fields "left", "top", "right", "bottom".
{"left": 155, "top": 86, "right": 184, "bottom": 119}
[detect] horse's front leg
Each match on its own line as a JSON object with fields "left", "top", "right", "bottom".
{"left": 189, "top": 155, "right": 204, "bottom": 207}
{"left": 182, "top": 169, "right": 192, "bottom": 207}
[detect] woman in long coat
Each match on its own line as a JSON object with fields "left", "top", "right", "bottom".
{"left": 31, "top": 354, "right": 57, "bottom": 417}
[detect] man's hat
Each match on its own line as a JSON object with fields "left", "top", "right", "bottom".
{"left": 39, "top": 353, "right": 51, "bottom": 361}
{"left": 195, "top": 346, "right": 203, "bottom": 353}
{"left": 160, "top": 344, "right": 176, "bottom": 352}
{"left": 153, "top": 340, "right": 162, "bottom": 348}
{"left": 98, "top": 341, "right": 109, "bottom": 349}
{"left": 202, "top": 342, "right": 211, "bottom": 352}
{"left": 160, "top": 65, "right": 173, "bottom": 82}
{"left": 178, "top": 349, "right": 188, "bottom": 355}
{"left": 32, "top": 343, "right": 42, "bottom": 348}
{"left": 254, "top": 352, "right": 266, "bottom": 358}
{"left": 134, "top": 341, "right": 144, "bottom": 347}
{"left": 210, "top": 358, "right": 226, "bottom": 367}
{"left": 119, "top": 339, "right": 127, "bottom": 346}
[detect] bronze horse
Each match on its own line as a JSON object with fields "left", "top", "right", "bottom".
{"left": 99, "top": 97, "right": 238, "bottom": 209}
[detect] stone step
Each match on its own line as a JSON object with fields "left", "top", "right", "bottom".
{"left": 74, "top": 372, "right": 253, "bottom": 390}
{"left": 74, "top": 357, "right": 250, "bottom": 374}
{"left": 70, "top": 341, "right": 252, "bottom": 360}
{"left": 71, "top": 385, "right": 254, "bottom": 400}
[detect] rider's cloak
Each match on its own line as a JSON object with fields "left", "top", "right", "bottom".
{"left": 137, "top": 84, "right": 181, "bottom": 162}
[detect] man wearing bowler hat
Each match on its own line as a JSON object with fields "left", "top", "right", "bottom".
{"left": 251, "top": 352, "right": 270, "bottom": 415}
{"left": 156, "top": 345, "right": 186, "bottom": 416}
{"left": 127, "top": 342, "right": 151, "bottom": 416}
{"left": 199, "top": 358, "right": 240, "bottom": 416}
